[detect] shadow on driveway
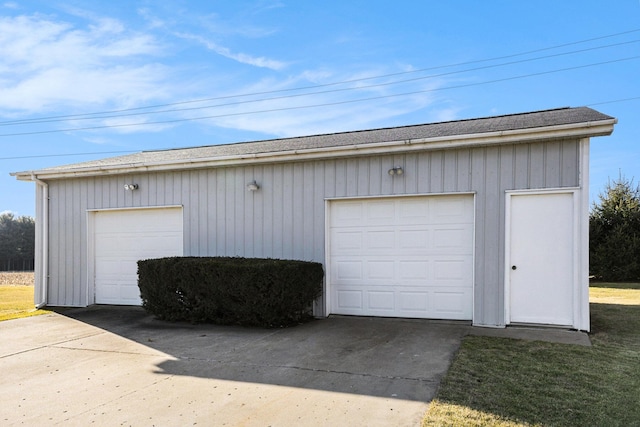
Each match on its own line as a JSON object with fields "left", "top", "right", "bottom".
{"left": 59, "top": 305, "right": 469, "bottom": 403}
{"left": 2, "top": 305, "right": 589, "bottom": 425}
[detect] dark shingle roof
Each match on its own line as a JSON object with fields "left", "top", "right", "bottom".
{"left": 20, "top": 106, "right": 615, "bottom": 175}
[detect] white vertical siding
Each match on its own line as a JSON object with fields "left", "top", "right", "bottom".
{"left": 41, "top": 139, "right": 581, "bottom": 325}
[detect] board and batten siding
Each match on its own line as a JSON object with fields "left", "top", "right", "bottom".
{"left": 41, "top": 139, "right": 580, "bottom": 327}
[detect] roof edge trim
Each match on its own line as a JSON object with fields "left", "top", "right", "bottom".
{"left": 12, "top": 118, "right": 616, "bottom": 181}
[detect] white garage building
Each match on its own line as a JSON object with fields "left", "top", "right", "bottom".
{"left": 13, "top": 107, "right": 616, "bottom": 331}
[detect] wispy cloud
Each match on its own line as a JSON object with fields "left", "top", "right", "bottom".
{"left": 175, "top": 32, "right": 287, "bottom": 70}
{"left": 137, "top": 7, "right": 166, "bottom": 30}
{"left": 0, "top": 8, "right": 454, "bottom": 140}
{"left": 0, "top": 14, "right": 168, "bottom": 115}
{"left": 200, "top": 70, "right": 444, "bottom": 137}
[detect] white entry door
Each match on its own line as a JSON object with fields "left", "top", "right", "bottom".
{"left": 507, "top": 192, "right": 575, "bottom": 326}
{"left": 93, "top": 207, "right": 183, "bottom": 305}
{"left": 328, "top": 195, "right": 474, "bottom": 320}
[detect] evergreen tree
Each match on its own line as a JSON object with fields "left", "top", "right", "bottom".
{"left": 0, "top": 213, "right": 35, "bottom": 271}
{"left": 589, "top": 174, "right": 640, "bottom": 281}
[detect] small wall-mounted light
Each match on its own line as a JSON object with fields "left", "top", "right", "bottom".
{"left": 246, "top": 180, "right": 260, "bottom": 192}
{"left": 388, "top": 167, "right": 404, "bottom": 176}
{"left": 124, "top": 183, "right": 139, "bottom": 191}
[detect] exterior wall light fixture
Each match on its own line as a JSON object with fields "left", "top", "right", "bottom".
{"left": 247, "top": 180, "right": 260, "bottom": 192}
{"left": 124, "top": 184, "right": 139, "bottom": 191}
{"left": 388, "top": 167, "right": 404, "bottom": 176}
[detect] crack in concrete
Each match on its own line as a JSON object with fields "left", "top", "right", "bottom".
{"left": 174, "top": 355, "right": 438, "bottom": 383}
{"left": 50, "top": 344, "right": 168, "bottom": 357}
{"left": 0, "top": 331, "right": 105, "bottom": 359}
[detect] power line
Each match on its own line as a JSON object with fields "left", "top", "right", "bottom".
{"left": 0, "top": 55, "right": 638, "bottom": 138}
{"left": 1, "top": 94, "right": 638, "bottom": 161}
{"left": 2, "top": 38, "right": 637, "bottom": 127}
{"left": 0, "top": 150, "right": 139, "bottom": 160}
{"left": 1, "top": 28, "right": 638, "bottom": 127}
{"left": 586, "top": 96, "right": 640, "bottom": 107}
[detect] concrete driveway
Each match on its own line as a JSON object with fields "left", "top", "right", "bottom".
{"left": 1, "top": 306, "right": 590, "bottom": 426}
{"left": 0, "top": 307, "right": 469, "bottom": 426}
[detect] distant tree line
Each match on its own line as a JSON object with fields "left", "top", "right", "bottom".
{"left": 0, "top": 213, "right": 35, "bottom": 271}
{"left": 590, "top": 174, "right": 640, "bottom": 281}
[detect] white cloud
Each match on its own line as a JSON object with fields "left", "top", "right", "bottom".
{"left": 175, "top": 32, "right": 287, "bottom": 70}
{"left": 429, "top": 106, "right": 463, "bottom": 122}
{"left": 0, "top": 14, "right": 168, "bottom": 115}
{"left": 0, "top": 9, "right": 456, "bottom": 140}
{"left": 137, "top": 8, "right": 166, "bottom": 29}
{"left": 199, "top": 71, "right": 444, "bottom": 137}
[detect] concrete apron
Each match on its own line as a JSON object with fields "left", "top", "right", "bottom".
{"left": 0, "top": 307, "right": 590, "bottom": 426}
{"left": 0, "top": 307, "right": 470, "bottom": 427}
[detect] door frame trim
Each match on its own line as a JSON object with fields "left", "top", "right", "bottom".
{"left": 504, "top": 188, "right": 582, "bottom": 328}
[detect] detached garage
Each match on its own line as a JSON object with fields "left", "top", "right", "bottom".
{"left": 12, "top": 107, "right": 616, "bottom": 331}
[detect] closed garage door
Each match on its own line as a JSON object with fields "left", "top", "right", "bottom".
{"left": 93, "top": 207, "right": 183, "bottom": 305}
{"left": 328, "top": 195, "right": 474, "bottom": 320}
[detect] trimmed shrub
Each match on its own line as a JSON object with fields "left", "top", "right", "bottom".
{"left": 137, "top": 257, "right": 323, "bottom": 327}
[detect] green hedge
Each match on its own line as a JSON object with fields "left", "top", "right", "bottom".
{"left": 137, "top": 257, "right": 324, "bottom": 327}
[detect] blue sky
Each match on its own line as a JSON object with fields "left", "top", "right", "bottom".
{"left": 1, "top": 0, "right": 639, "bottom": 217}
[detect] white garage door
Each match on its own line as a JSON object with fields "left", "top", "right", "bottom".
{"left": 93, "top": 208, "right": 183, "bottom": 305}
{"left": 329, "top": 195, "right": 474, "bottom": 320}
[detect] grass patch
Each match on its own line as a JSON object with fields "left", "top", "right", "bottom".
{"left": 589, "top": 282, "right": 640, "bottom": 305}
{"left": 0, "top": 272, "right": 51, "bottom": 321}
{"left": 423, "top": 284, "right": 640, "bottom": 426}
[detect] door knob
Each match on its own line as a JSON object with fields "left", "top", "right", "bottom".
{"left": 511, "top": 265, "right": 517, "bottom": 270}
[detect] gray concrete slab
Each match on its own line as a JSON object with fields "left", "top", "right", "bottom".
{"left": 0, "top": 307, "right": 469, "bottom": 426}
{"left": 0, "top": 307, "right": 590, "bottom": 426}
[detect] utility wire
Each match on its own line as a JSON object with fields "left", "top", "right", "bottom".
{"left": 0, "top": 28, "right": 638, "bottom": 126}
{"left": 2, "top": 38, "right": 638, "bottom": 127}
{"left": 0, "top": 55, "right": 638, "bottom": 138}
{"left": 586, "top": 96, "right": 640, "bottom": 106}
{"left": 0, "top": 150, "right": 140, "bottom": 160}
{"left": 1, "top": 95, "right": 638, "bottom": 161}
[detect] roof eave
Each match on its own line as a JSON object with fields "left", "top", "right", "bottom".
{"left": 12, "top": 119, "right": 616, "bottom": 181}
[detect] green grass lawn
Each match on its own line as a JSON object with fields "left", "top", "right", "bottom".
{"left": 0, "top": 272, "right": 51, "bottom": 321}
{"left": 0, "top": 285, "right": 52, "bottom": 321}
{"left": 423, "top": 283, "right": 640, "bottom": 426}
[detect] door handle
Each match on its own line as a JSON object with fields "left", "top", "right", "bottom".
{"left": 511, "top": 265, "right": 517, "bottom": 270}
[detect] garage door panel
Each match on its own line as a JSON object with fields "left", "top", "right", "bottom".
{"left": 431, "top": 290, "right": 472, "bottom": 318}
{"left": 433, "top": 226, "right": 473, "bottom": 249}
{"left": 335, "top": 289, "right": 364, "bottom": 310}
{"left": 368, "top": 291, "right": 395, "bottom": 310}
{"left": 398, "top": 199, "right": 430, "bottom": 222}
{"left": 367, "top": 260, "right": 395, "bottom": 279}
{"left": 334, "top": 260, "right": 364, "bottom": 280}
{"left": 398, "top": 229, "right": 429, "bottom": 250}
{"left": 329, "top": 195, "right": 473, "bottom": 320}
{"left": 398, "top": 292, "right": 429, "bottom": 312}
{"left": 332, "top": 202, "right": 363, "bottom": 226}
{"left": 331, "top": 231, "right": 363, "bottom": 252}
{"left": 366, "top": 230, "right": 395, "bottom": 249}
{"left": 94, "top": 208, "right": 183, "bottom": 306}
{"left": 398, "top": 260, "right": 429, "bottom": 280}
{"left": 432, "top": 197, "right": 473, "bottom": 220}
{"left": 367, "top": 201, "right": 395, "bottom": 223}
{"left": 434, "top": 258, "right": 473, "bottom": 281}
